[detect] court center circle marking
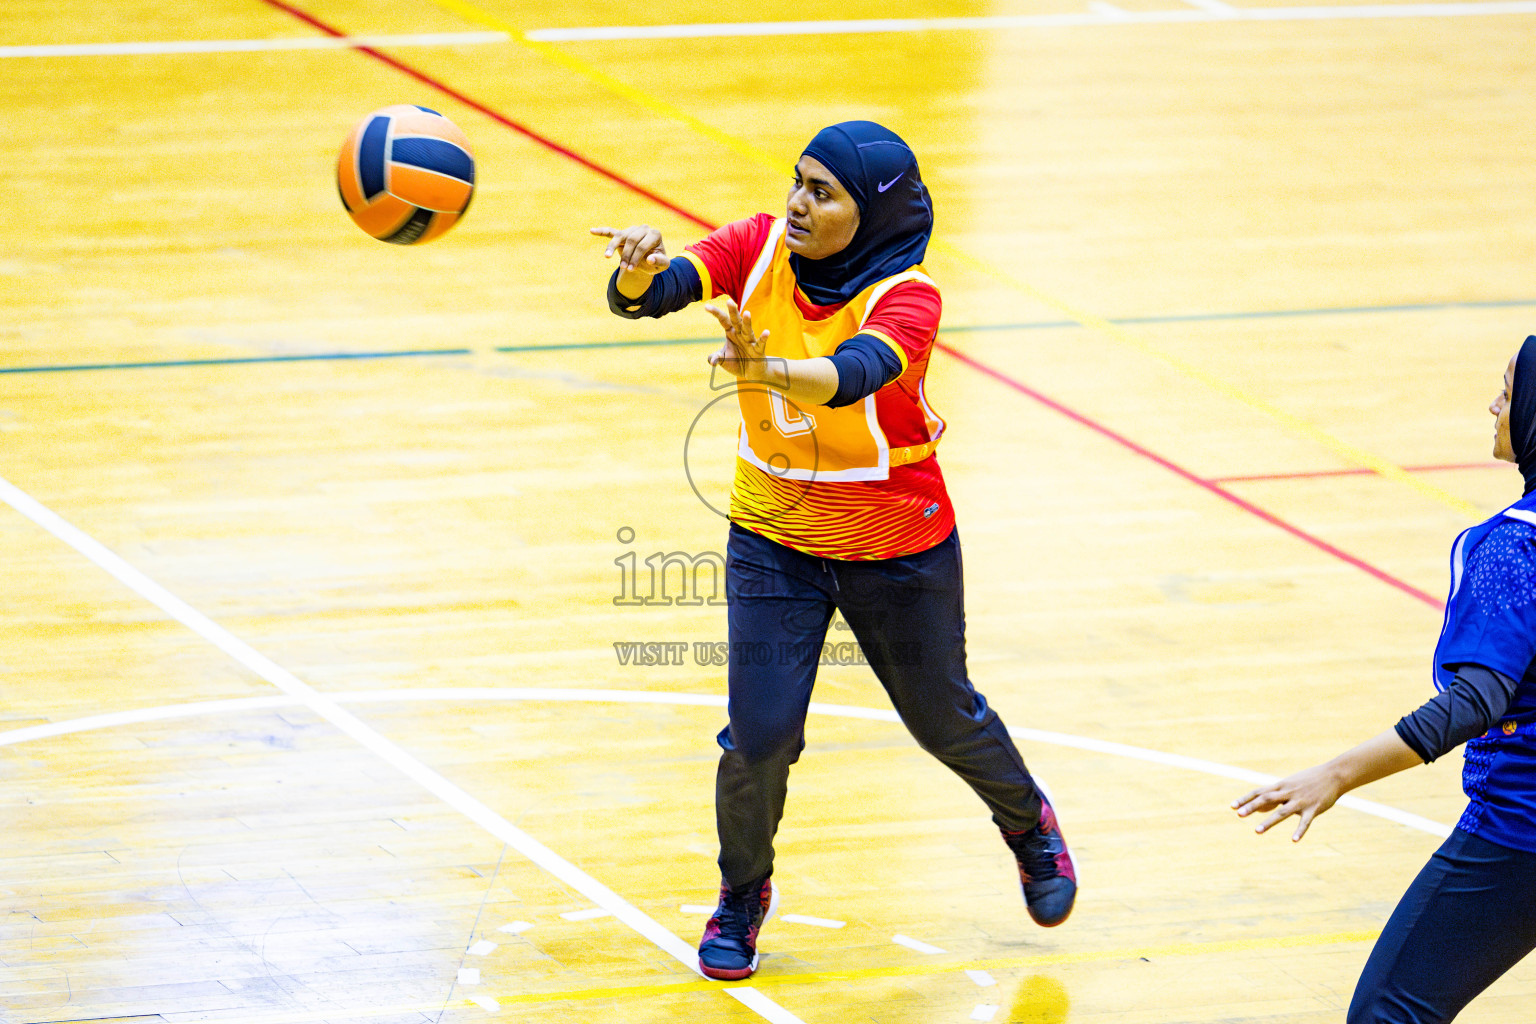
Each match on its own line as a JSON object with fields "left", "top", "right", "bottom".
{"left": 0, "top": 685, "right": 1450, "bottom": 837}
{"left": 0, "top": 474, "right": 807, "bottom": 1024}
{"left": 0, "top": 471, "right": 1449, "bottom": 1024}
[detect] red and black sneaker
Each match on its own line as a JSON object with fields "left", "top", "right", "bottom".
{"left": 1002, "top": 795, "right": 1077, "bottom": 927}
{"left": 698, "top": 874, "right": 778, "bottom": 980}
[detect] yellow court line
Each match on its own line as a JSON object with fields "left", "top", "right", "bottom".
{"left": 422, "top": 0, "right": 1478, "bottom": 519}
{"left": 428, "top": 0, "right": 785, "bottom": 170}
{"left": 485, "top": 929, "right": 1381, "bottom": 1007}
{"left": 454, "top": 928, "right": 1386, "bottom": 1010}
{"left": 207, "top": 928, "right": 1377, "bottom": 1020}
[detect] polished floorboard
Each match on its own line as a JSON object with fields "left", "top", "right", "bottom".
{"left": 2, "top": 1, "right": 1535, "bottom": 1021}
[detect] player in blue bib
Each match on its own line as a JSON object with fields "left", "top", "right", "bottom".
{"left": 1233, "top": 336, "right": 1536, "bottom": 1023}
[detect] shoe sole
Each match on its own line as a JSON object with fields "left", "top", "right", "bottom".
{"left": 699, "top": 882, "right": 780, "bottom": 981}
{"left": 700, "top": 959, "right": 758, "bottom": 981}
{"left": 1028, "top": 899, "right": 1075, "bottom": 928}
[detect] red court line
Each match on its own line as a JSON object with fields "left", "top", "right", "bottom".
{"left": 266, "top": 0, "right": 1443, "bottom": 611}
{"left": 259, "top": 0, "right": 714, "bottom": 232}
{"left": 935, "top": 343, "right": 1443, "bottom": 609}
{"left": 1213, "top": 462, "right": 1503, "bottom": 484}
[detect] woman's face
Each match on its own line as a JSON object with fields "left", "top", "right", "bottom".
{"left": 785, "top": 156, "right": 860, "bottom": 261}
{"left": 1492, "top": 353, "right": 1517, "bottom": 463}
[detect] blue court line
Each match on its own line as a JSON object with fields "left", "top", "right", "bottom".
{"left": 0, "top": 348, "right": 473, "bottom": 374}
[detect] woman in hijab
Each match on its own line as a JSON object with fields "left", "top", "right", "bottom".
{"left": 593, "top": 122, "right": 1075, "bottom": 981}
{"left": 1234, "top": 337, "right": 1536, "bottom": 1023}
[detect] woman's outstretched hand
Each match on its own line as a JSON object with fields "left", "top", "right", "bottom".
{"left": 590, "top": 225, "right": 671, "bottom": 275}
{"left": 1231, "top": 727, "right": 1423, "bottom": 842}
{"left": 704, "top": 295, "right": 771, "bottom": 381}
{"left": 1232, "top": 765, "right": 1344, "bottom": 842}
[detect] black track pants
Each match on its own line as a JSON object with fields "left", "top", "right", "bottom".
{"left": 714, "top": 524, "right": 1042, "bottom": 890}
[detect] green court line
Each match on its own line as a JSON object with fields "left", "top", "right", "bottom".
{"left": 0, "top": 348, "right": 473, "bottom": 374}
{"left": 497, "top": 295, "right": 1536, "bottom": 352}
{"left": 3, "top": 297, "right": 1531, "bottom": 373}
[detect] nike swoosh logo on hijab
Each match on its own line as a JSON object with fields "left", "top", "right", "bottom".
{"left": 791, "top": 121, "right": 933, "bottom": 306}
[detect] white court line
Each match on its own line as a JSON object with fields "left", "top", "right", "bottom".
{"left": 0, "top": 31, "right": 509, "bottom": 58}
{"left": 1006, "top": 724, "right": 1453, "bottom": 837}
{"left": 0, "top": 695, "right": 293, "bottom": 745}
{"left": 780, "top": 914, "right": 845, "bottom": 929}
{"left": 1182, "top": 0, "right": 1241, "bottom": 13}
{"left": 0, "top": 686, "right": 1451, "bottom": 838}
{"left": 524, "top": 2, "right": 1536, "bottom": 39}
{"left": 724, "top": 986, "right": 811, "bottom": 1024}
{"left": 894, "top": 934, "right": 948, "bottom": 955}
{"left": 560, "top": 907, "right": 613, "bottom": 921}
{"left": 0, "top": 474, "right": 804, "bottom": 1024}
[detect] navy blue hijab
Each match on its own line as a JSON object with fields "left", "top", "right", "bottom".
{"left": 790, "top": 121, "right": 934, "bottom": 306}
{"left": 1511, "top": 335, "right": 1536, "bottom": 494}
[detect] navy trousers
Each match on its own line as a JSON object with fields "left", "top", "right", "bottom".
{"left": 715, "top": 523, "right": 1043, "bottom": 890}
{"left": 1349, "top": 828, "right": 1536, "bottom": 1023}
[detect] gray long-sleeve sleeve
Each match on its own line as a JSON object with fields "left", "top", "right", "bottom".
{"left": 1394, "top": 664, "right": 1519, "bottom": 763}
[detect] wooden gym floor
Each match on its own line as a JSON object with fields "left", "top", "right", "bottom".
{"left": 2, "top": 1, "right": 1535, "bottom": 1021}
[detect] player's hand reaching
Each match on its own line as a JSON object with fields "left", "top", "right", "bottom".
{"left": 591, "top": 224, "right": 671, "bottom": 275}
{"left": 1232, "top": 765, "right": 1344, "bottom": 842}
{"left": 704, "top": 296, "right": 771, "bottom": 381}
{"left": 1232, "top": 729, "right": 1422, "bottom": 843}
